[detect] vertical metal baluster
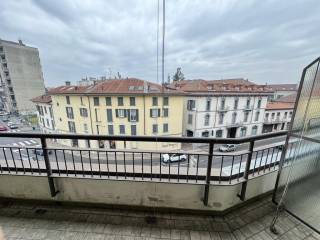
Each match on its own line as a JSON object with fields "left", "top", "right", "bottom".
{"left": 35, "top": 148, "right": 41, "bottom": 175}
{"left": 80, "top": 150, "right": 85, "bottom": 177}
{"left": 0, "top": 149, "right": 2, "bottom": 173}
{"left": 159, "top": 153, "right": 161, "bottom": 181}
{"left": 18, "top": 148, "right": 25, "bottom": 174}
{"left": 273, "top": 147, "right": 280, "bottom": 170}
{"left": 115, "top": 152, "right": 118, "bottom": 179}
{"left": 10, "top": 148, "right": 17, "bottom": 173}
{"left": 132, "top": 152, "right": 135, "bottom": 179}
{"left": 186, "top": 154, "right": 190, "bottom": 183}
{"left": 265, "top": 148, "right": 273, "bottom": 173}
{"left": 63, "top": 150, "right": 68, "bottom": 176}
{"left": 124, "top": 152, "right": 127, "bottom": 179}
{"left": 253, "top": 151, "right": 258, "bottom": 176}
{"left": 54, "top": 150, "right": 60, "bottom": 176}
{"left": 2, "top": 148, "right": 10, "bottom": 173}
{"left": 203, "top": 142, "right": 214, "bottom": 206}
{"left": 219, "top": 156, "right": 224, "bottom": 184}
{"left": 196, "top": 154, "right": 199, "bottom": 183}
{"left": 177, "top": 153, "right": 180, "bottom": 182}
{"left": 168, "top": 153, "right": 171, "bottom": 182}
{"left": 88, "top": 150, "right": 93, "bottom": 177}
{"left": 26, "top": 148, "right": 33, "bottom": 175}
{"left": 150, "top": 152, "right": 153, "bottom": 181}
{"left": 97, "top": 151, "right": 101, "bottom": 178}
{"left": 105, "top": 151, "right": 110, "bottom": 178}
{"left": 229, "top": 156, "right": 235, "bottom": 184}
{"left": 141, "top": 152, "right": 144, "bottom": 180}
{"left": 237, "top": 154, "right": 243, "bottom": 182}
{"left": 71, "top": 150, "right": 76, "bottom": 176}
{"left": 258, "top": 149, "right": 266, "bottom": 175}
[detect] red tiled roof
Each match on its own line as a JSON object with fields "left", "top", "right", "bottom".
{"left": 49, "top": 78, "right": 182, "bottom": 95}
{"left": 31, "top": 94, "right": 52, "bottom": 104}
{"left": 276, "top": 93, "right": 297, "bottom": 103}
{"left": 266, "top": 102, "right": 294, "bottom": 110}
{"left": 267, "top": 84, "right": 297, "bottom": 91}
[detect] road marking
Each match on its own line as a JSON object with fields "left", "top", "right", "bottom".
{"left": 30, "top": 140, "right": 37, "bottom": 144}
{"left": 18, "top": 142, "right": 26, "bottom": 146}
{"left": 24, "top": 140, "right": 31, "bottom": 145}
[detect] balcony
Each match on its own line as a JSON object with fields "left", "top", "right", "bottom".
{"left": 264, "top": 117, "right": 283, "bottom": 124}
{"left": 217, "top": 106, "right": 230, "bottom": 112}
{"left": 0, "top": 131, "right": 318, "bottom": 239}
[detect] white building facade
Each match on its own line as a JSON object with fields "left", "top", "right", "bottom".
{"left": 31, "top": 95, "right": 55, "bottom": 134}
{"left": 183, "top": 94, "right": 270, "bottom": 138}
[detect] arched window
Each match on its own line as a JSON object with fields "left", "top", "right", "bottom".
{"left": 240, "top": 127, "right": 247, "bottom": 137}
{"left": 252, "top": 125, "right": 258, "bottom": 135}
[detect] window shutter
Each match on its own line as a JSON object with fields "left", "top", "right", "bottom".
{"left": 136, "top": 109, "right": 139, "bottom": 122}
{"left": 124, "top": 109, "right": 127, "bottom": 117}
{"left": 115, "top": 109, "right": 119, "bottom": 118}
{"left": 158, "top": 109, "right": 161, "bottom": 117}
{"left": 150, "top": 109, "right": 152, "bottom": 117}
{"left": 127, "top": 109, "right": 131, "bottom": 121}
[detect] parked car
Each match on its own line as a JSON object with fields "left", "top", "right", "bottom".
{"left": 33, "top": 149, "right": 53, "bottom": 156}
{"left": 9, "top": 124, "right": 18, "bottom": 129}
{"left": 0, "top": 125, "right": 7, "bottom": 131}
{"left": 18, "top": 154, "right": 35, "bottom": 161}
{"left": 2, "top": 117, "right": 9, "bottom": 122}
{"left": 161, "top": 153, "right": 187, "bottom": 163}
{"left": 219, "top": 144, "right": 237, "bottom": 152}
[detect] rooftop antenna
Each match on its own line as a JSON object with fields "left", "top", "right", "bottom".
{"left": 161, "top": 0, "right": 166, "bottom": 92}
{"left": 156, "top": 0, "right": 160, "bottom": 84}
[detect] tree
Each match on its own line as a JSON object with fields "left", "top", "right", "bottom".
{"left": 173, "top": 67, "right": 185, "bottom": 82}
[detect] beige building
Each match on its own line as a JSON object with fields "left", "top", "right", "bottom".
{"left": 31, "top": 95, "right": 55, "bottom": 134}
{"left": 49, "top": 78, "right": 184, "bottom": 150}
{"left": 0, "top": 39, "right": 45, "bottom": 114}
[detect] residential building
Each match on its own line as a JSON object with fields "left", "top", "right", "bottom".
{"left": 48, "top": 78, "right": 184, "bottom": 150}
{"left": 31, "top": 94, "right": 55, "bottom": 134}
{"left": 267, "top": 83, "right": 297, "bottom": 101}
{"left": 0, "top": 39, "right": 45, "bottom": 114}
{"left": 263, "top": 101, "right": 294, "bottom": 133}
{"left": 170, "top": 79, "right": 273, "bottom": 138}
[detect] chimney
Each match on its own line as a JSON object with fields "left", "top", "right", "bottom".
{"left": 18, "top": 39, "right": 23, "bottom": 45}
{"left": 65, "top": 81, "right": 71, "bottom": 86}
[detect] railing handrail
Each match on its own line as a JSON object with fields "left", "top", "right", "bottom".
{"left": 0, "top": 130, "right": 288, "bottom": 143}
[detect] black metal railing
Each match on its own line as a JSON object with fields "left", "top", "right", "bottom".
{"left": 0, "top": 131, "right": 289, "bottom": 205}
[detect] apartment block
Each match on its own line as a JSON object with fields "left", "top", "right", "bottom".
{"left": 170, "top": 79, "right": 273, "bottom": 138}
{"left": 0, "top": 39, "right": 45, "bottom": 114}
{"left": 49, "top": 78, "right": 184, "bottom": 150}
{"left": 263, "top": 102, "right": 293, "bottom": 133}
{"left": 31, "top": 94, "right": 55, "bottom": 134}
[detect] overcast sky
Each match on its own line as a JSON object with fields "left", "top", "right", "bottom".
{"left": 1, "top": 0, "right": 319, "bottom": 87}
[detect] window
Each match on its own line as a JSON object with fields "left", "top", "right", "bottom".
{"left": 116, "top": 109, "right": 126, "bottom": 118}
{"left": 187, "top": 100, "right": 195, "bottom": 110}
{"left": 255, "top": 111, "right": 260, "bottom": 121}
{"left": 129, "top": 109, "right": 138, "bottom": 122}
{"left": 163, "top": 123, "right": 168, "bottom": 133}
{"left": 163, "top": 108, "right": 168, "bottom": 117}
{"left": 130, "top": 97, "right": 135, "bottom": 106}
{"left": 46, "top": 119, "right": 49, "bottom": 127}
{"left": 252, "top": 126, "right": 258, "bottom": 135}
{"left": 108, "top": 125, "right": 114, "bottom": 135}
{"left": 118, "top": 97, "right": 124, "bottom": 106}
{"left": 244, "top": 112, "right": 249, "bottom": 122}
{"left": 289, "top": 111, "right": 293, "bottom": 117}
{"left": 265, "top": 113, "right": 269, "bottom": 119}
{"left": 131, "top": 125, "right": 137, "bottom": 136}
{"left": 257, "top": 98, "right": 262, "bottom": 108}
{"left": 234, "top": 97, "right": 239, "bottom": 110}
{"left": 119, "top": 125, "right": 125, "bottom": 134}
{"left": 211, "top": 130, "right": 214, "bottom": 136}
{"left": 93, "top": 97, "right": 100, "bottom": 106}
{"left": 204, "top": 114, "right": 210, "bottom": 126}
{"left": 150, "top": 108, "right": 160, "bottom": 118}
{"left": 68, "top": 121, "right": 76, "bottom": 133}
{"left": 276, "top": 112, "right": 280, "bottom": 120}
{"left": 80, "top": 97, "right": 83, "bottom": 105}
{"left": 51, "top": 120, "right": 55, "bottom": 130}
{"left": 216, "top": 130, "right": 223, "bottom": 138}
{"left": 246, "top": 97, "right": 251, "bottom": 108}
{"left": 206, "top": 99, "right": 211, "bottom": 111}
{"left": 220, "top": 97, "right": 225, "bottom": 110}
{"left": 232, "top": 112, "right": 237, "bottom": 124}
{"left": 106, "top": 109, "right": 113, "bottom": 122}
{"left": 105, "top": 97, "right": 112, "bottom": 106}
{"left": 83, "top": 123, "right": 88, "bottom": 133}
{"left": 284, "top": 112, "right": 288, "bottom": 119}
{"left": 152, "top": 124, "right": 158, "bottom": 134}
{"left": 44, "top": 107, "right": 47, "bottom": 114}
{"left": 218, "top": 113, "right": 224, "bottom": 124}
{"left": 80, "top": 108, "right": 88, "bottom": 117}
{"left": 202, "top": 131, "right": 209, "bottom": 137}
{"left": 66, "top": 107, "right": 74, "bottom": 119}
{"left": 188, "top": 114, "right": 193, "bottom": 124}
{"left": 66, "top": 96, "right": 70, "bottom": 104}
{"left": 152, "top": 97, "right": 158, "bottom": 106}
{"left": 95, "top": 108, "right": 100, "bottom": 121}
{"left": 271, "top": 113, "right": 275, "bottom": 119}
{"left": 240, "top": 127, "right": 247, "bottom": 137}
{"left": 163, "top": 97, "right": 169, "bottom": 106}
{"left": 49, "top": 107, "right": 53, "bottom": 118}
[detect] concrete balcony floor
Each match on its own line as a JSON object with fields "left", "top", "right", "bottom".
{"left": 0, "top": 195, "right": 319, "bottom": 240}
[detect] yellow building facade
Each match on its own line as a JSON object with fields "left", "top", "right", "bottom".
{"left": 50, "top": 84, "right": 184, "bottom": 151}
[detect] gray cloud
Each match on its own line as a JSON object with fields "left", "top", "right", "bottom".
{"left": 0, "top": 0, "right": 319, "bottom": 86}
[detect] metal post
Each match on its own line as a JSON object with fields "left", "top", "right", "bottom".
{"left": 238, "top": 140, "right": 254, "bottom": 201}
{"left": 203, "top": 142, "right": 214, "bottom": 206}
{"left": 40, "top": 137, "right": 58, "bottom": 197}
